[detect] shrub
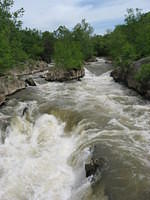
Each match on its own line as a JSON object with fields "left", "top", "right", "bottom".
{"left": 54, "top": 40, "right": 83, "bottom": 70}
{"left": 136, "top": 63, "right": 150, "bottom": 83}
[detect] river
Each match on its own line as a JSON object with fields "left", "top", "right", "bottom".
{"left": 0, "top": 58, "right": 150, "bottom": 200}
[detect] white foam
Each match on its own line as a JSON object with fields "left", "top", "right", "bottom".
{"left": 0, "top": 114, "right": 75, "bottom": 200}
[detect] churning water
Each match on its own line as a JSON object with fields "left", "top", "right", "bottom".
{"left": 0, "top": 58, "right": 150, "bottom": 200}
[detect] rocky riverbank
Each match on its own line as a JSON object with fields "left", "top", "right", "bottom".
{"left": 0, "top": 61, "right": 49, "bottom": 106}
{"left": 0, "top": 62, "right": 86, "bottom": 105}
{"left": 111, "top": 57, "right": 150, "bottom": 99}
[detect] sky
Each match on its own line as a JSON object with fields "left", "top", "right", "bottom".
{"left": 14, "top": 0, "right": 150, "bottom": 34}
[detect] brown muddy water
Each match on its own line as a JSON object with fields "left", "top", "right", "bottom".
{"left": 0, "top": 58, "right": 150, "bottom": 200}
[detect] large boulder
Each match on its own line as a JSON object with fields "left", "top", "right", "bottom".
{"left": 45, "top": 67, "right": 85, "bottom": 82}
{"left": 111, "top": 57, "right": 150, "bottom": 99}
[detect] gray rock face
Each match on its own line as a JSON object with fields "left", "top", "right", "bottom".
{"left": 0, "top": 61, "right": 48, "bottom": 106}
{"left": 111, "top": 57, "right": 150, "bottom": 99}
{"left": 0, "top": 75, "right": 26, "bottom": 105}
{"left": 45, "top": 68, "right": 85, "bottom": 82}
{"left": 0, "top": 95, "right": 5, "bottom": 105}
{"left": 10, "top": 61, "right": 48, "bottom": 76}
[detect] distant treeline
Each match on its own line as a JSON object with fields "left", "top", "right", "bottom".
{"left": 95, "top": 8, "right": 150, "bottom": 68}
{"left": 0, "top": 0, "right": 150, "bottom": 72}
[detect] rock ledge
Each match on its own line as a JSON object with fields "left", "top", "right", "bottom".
{"left": 111, "top": 57, "right": 150, "bottom": 99}
{"left": 45, "top": 67, "right": 85, "bottom": 82}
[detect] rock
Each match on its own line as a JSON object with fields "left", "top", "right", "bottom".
{"left": 105, "top": 60, "right": 112, "bottom": 64}
{"left": 85, "top": 145, "right": 108, "bottom": 184}
{"left": 111, "top": 57, "right": 150, "bottom": 99}
{"left": 85, "top": 159, "right": 99, "bottom": 177}
{"left": 0, "top": 75, "right": 26, "bottom": 96}
{"left": 45, "top": 67, "right": 85, "bottom": 82}
{"left": 0, "top": 75, "right": 26, "bottom": 106}
{"left": 25, "top": 77, "right": 36, "bottom": 86}
{"left": 10, "top": 61, "right": 49, "bottom": 76}
{"left": 0, "top": 61, "right": 49, "bottom": 106}
{"left": 22, "top": 107, "right": 28, "bottom": 116}
{"left": 85, "top": 157, "right": 107, "bottom": 178}
{"left": 87, "top": 56, "right": 97, "bottom": 62}
{"left": 111, "top": 68, "right": 127, "bottom": 83}
{"left": 0, "top": 95, "right": 5, "bottom": 106}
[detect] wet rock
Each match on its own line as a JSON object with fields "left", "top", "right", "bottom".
{"left": 22, "top": 107, "right": 28, "bottom": 116}
{"left": 0, "top": 75, "right": 26, "bottom": 101}
{"left": 105, "top": 60, "right": 112, "bottom": 64}
{"left": 85, "top": 159, "right": 99, "bottom": 177}
{"left": 85, "top": 157, "right": 107, "bottom": 178}
{"left": 45, "top": 67, "right": 85, "bottom": 82}
{"left": 25, "top": 77, "right": 36, "bottom": 86}
{"left": 87, "top": 56, "right": 97, "bottom": 62}
{"left": 0, "top": 95, "right": 5, "bottom": 106}
{"left": 111, "top": 57, "right": 150, "bottom": 99}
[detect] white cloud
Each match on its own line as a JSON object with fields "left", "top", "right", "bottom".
{"left": 14, "top": 0, "right": 150, "bottom": 34}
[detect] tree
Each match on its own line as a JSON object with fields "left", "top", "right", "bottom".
{"left": 72, "top": 19, "right": 94, "bottom": 60}
{"left": 0, "top": 0, "right": 27, "bottom": 72}
{"left": 41, "top": 31, "right": 55, "bottom": 63}
{"left": 20, "top": 29, "right": 43, "bottom": 60}
{"left": 54, "top": 40, "right": 83, "bottom": 70}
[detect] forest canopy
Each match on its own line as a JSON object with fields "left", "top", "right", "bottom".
{"left": 0, "top": 0, "right": 150, "bottom": 72}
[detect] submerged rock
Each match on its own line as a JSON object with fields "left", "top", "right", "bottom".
{"left": 85, "top": 158, "right": 106, "bottom": 177}
{"left": 25, "top": 77, "right": 36, "bottom": 86}
{"left": 85, "top": 145, "right": 108, "bottom": 183}
{"left": 111, "top": 57, "right": 150, "bottom": 99}
{"left": 45, "top": 67, "right": 85, "bottom": 82}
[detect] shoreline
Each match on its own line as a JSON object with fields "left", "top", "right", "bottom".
{"left": 111, "top": 57, "right": 150, "bottom": 100}
{"left": 0, "top": 61, "right": 49, "bottom": 106}
{"left": 0, "top": 61, "right": 87, "bottom": 106}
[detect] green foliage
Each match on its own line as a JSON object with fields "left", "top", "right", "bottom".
{"left": 108, "top": 26, "right": 137, "bottom": 67}
{"left": 54, "top": 40, "right": 83, "bottom": 70}
{"left": 136, "top": 63, "right": 150, "bottom": 83}
{"left": 20, "top": 29, "right": 43, "bottom": 59}
{"left": 0, "top": 0, "right": 53, "bottom": 72}
{"left": 0, "top": 1, "right": 149, "bottom": 75}
{"left": 41, "top": 31, "right": 55, "bottom": 63}
{"left": 54, "top": 26, "right": 71, "bottom": 40}
{"left": 0, "top": 31, "right": 13, "bottom": 71}
{"left": 92, "top": 35, "right": 109, "bottom": 57}
{"left": 73, "top": 19, "right": 94, "bottom": 60}
{"left": 53, "top": 19, "right": 94, "bottom": 69}
{"left": 94, "top": 9, "right": 150, "bottom": 68}
{"left": 0, "top": 0, "right": 27, "bottom": 72}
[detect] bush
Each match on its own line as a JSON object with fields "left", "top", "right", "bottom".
{"left": 136, "top": 63, "right": 150, "bottom": 83}
{"left": 54, "top": 40, "right": 83, "bottom": 70}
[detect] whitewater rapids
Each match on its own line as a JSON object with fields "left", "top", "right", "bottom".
{"left": 0, "top": 58, "right": 150, "bottom": 200}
